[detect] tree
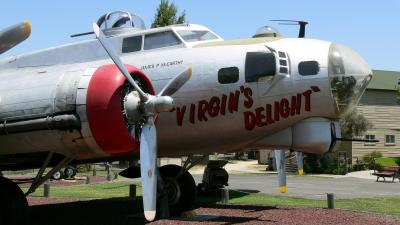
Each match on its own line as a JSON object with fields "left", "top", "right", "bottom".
{"left": 151, "top": 0, "right": 186, "bottom": 28}
{"left": 340, "top": 107, "right": 372, "bottom": 138}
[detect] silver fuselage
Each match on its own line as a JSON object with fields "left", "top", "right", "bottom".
{"left": 0, "top": 26, "right": 371, "bottom": 166}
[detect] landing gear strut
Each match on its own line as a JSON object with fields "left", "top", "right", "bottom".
{"left": 0, "top": 176, "right": 29, "bottom": 225}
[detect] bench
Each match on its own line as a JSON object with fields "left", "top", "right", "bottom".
{"left": 372, "top": 166, "right": 400, "bottom": 182}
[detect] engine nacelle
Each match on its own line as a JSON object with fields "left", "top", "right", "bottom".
{"left": 85, "top": 64, "right": 155, "bottom": 156}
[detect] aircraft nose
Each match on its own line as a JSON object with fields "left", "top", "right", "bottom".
{"left": 328, "top": 43, "right": 372, "bottom": 114}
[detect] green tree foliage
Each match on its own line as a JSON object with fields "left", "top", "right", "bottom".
{"left": 151, "top": 0, "right": 186, "bottom": 28}
{"left": 362, "top": 150, "right": 383, "bottom": 170}
{"left": 340, "top": 107, "right": 372, "bottom": 138}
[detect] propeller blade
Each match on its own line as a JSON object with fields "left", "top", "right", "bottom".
{"left": 274, "top": 150, "right": 286, "bottom": 193}
{"left": 92, "top": 23, "right": 147, "bottom": 100}
{"left": 295, "top": 152, "right": 304, "bottom": 175}
{"left": 158, "top": 67, "right": 192, "bottom": 96}
{"left": 0, "top": 21, "right": 31, "bottom": 54}
{"left": 140, "top": 116, "right": 157, "bottom": 221}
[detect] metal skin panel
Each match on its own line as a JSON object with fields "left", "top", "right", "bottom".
{"left": 0, "top": 67, "right": 83, "bottom": 121}
{"left": 0, "top": 129, "right": 82, "bottom": 156}
{"left": 0, "top": 68, "right": 104, "bottom": 159}
{"left": 0, "top": 27, "right": 369, "bottom": 163}
{"left": 0, "top": 69, "right": 59, "bottom": 121}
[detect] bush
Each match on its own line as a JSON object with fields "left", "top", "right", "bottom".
{"left": 303, "top": 153, "right": 341, "bottom": 174}
{"left": 362, "top": 151, "right": 383, "bottom": 170}
{"left": 395, "top": 158, "right": 400, "bottom": 166}
{"left": 76, "top": 164, "right": 92, "bottom": 173}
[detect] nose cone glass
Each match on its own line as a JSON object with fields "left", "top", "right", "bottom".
{"left": 328, "top": 43, "right": 372, "bottom": 114}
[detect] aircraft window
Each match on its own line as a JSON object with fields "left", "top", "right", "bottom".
{"left": 144, "top": 31, "right": 181, "bottom": 50}
{"left": 298, "top": 61, "right": 320, "bottom": 76}
{"left": 245, "top": 52, "right": 276, "bottom": 82}
{"left": 218, "top": 67, "right": 239, "bottom": 84}
{"left": 122, "top": 36, "right": 143, "bottom": 53}
{"left": 177, "top": 30, "right": 218, "bottom": 42}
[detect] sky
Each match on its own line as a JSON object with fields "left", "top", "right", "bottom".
{"left": 1, "top": 0, "right": 399, "bottom": 71}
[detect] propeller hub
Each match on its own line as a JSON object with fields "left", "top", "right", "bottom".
{"left": 123, "top": 91, "right": 142, "bottom": 124}
{"left": 144, "top": 95, "right": 175, "bottom": 114}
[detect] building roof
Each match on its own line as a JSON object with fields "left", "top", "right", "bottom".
{"left": 368, "top": 70, "right": 400, "bottom": 91}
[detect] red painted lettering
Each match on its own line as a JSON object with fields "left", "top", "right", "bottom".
{"left": 274, "top": 101, "right": 280, "bottom": 121}
{"left": 244, "top": 111, "right": 256, "bottom": 131}
{"left": 220, "top": 94, "right": 227, "bottom": 115}
{"left": 255, "top": 107, "right": 267, "bottom": 127}
{"left": 189, "top": 104, "right": 195, "bottom": 124}
{"left": 291, "top": 94, "right": 302, "bottom": 115}
{"left": 198, "top": 100, "right": 209, "bottom": 121}
{"left": 280, "top": 98, "right": 290, "bottom": 118}
{"left": 176, "top": 106, "right": 186, "bottom": 126}
{"left": 243, "top": 87, "right": 253, "bottom": 109}
{"left": 228, "top": 91, "right": 240, "bottom": 113}
{"left": 303, "top": 90, "right": 312, "bottom": 111}
{"left": 310, "top": 86, "right": 320, "bottom": 92}
{"left": 266, "top": 104, "right": 274, "bottom": 124}
{"left": 208, "top": 96, "right": 220, "bottom": 118}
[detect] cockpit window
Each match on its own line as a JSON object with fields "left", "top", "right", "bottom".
{"left": 122, "top": 36, "right": 143, "bottom": 53}
{"left": 177, "top": 30, "right": 218, "bottom": 42}
{"left": 298, "top": 61, "right": 320, "bottom": 76}
{"left": 245, "top": 52, "right": 276, "bottom": 82}
{"left": 144, "top": 31, "right": 182, "bottom": 50}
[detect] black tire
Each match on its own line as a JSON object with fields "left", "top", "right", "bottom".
{"left": 64, "top": 166, "right": 77, "bottom": 179}
{"left": 159, "top": 164, "right": 196, "bottom": 216}
{"left": 0, "top": 176, "right": 29, "bottom": 225}
{"left": 51, "top": 170, "right": 63, "bottom": 180}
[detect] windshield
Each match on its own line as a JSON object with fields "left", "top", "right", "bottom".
{"left": 177, "top": 30, "right": 218, "bottom": 42}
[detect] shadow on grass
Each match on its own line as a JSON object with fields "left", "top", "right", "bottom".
{"left": 29, "top": 197, "right": 147, "bottom": 225}
{"left": 29, "top": 190, "right": 280, "bottom": 225}
{"left": 196, "top": 189, "right": 260, "bottom": 204}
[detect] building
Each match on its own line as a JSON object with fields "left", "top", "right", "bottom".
{"left": 351, "top": 70, "right": 400, "bottom": 162}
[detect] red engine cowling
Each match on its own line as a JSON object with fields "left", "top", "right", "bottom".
{"left": 86, "top": 64, "right": 155, "bottom": 156}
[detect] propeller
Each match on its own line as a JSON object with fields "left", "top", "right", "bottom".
{"left": 0, "top": 21, "right": 31, "bottom": 54}
{"left": 273, "top": 150, "right": 286, "bottom": 193}
{"left": 93, "top": 23, "right": 191, "bottom": 221}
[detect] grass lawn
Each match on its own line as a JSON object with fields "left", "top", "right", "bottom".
{"left": 375, "top": 157, "right": 400, "bottom": 167}
{"left": 24, "top": 180, "right": 142, "bottom": 199}
{"left": 25, "top": 180, "right": 400, "bottom": 217}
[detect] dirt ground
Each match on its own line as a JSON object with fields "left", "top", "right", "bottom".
{"left": 28, "top": 197, "right": 400, "bottom": 225}
{"left": 13, "top": 171, "right": 400, "bottom": 224}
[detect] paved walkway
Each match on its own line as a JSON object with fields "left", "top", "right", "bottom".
{"left": 191, "top": 160, "right": 400, "bottom": 199}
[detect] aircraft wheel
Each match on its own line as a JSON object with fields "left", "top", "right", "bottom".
{"left": 64, "top": 166, "right": 77, "bottom": 179}
{"left": 0, "top": 176, "right": 29, "bottom": 225}
{"left": 159, "top": 164, "right": 196, "bottom": 216}
{"left": 51, "top": 170, "right": 63, "bottom": 180}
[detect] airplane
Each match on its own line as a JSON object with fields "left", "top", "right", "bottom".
{"left": 0, "top": 11, "right": 372, "bottom": 224}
